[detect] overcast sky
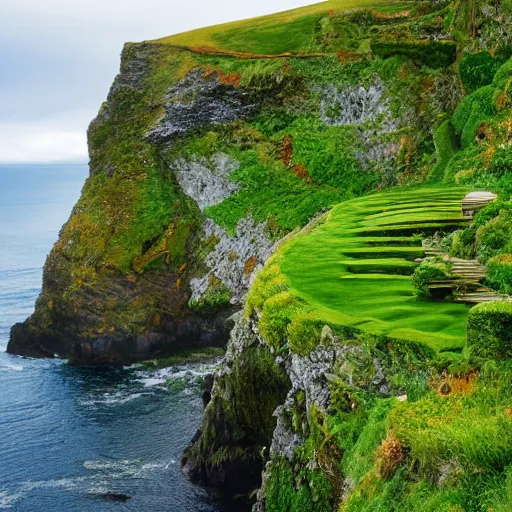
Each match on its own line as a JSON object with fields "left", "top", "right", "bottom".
{"left": 0, "top": 0, "right": 314, "bottom": 164}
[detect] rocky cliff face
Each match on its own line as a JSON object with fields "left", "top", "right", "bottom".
{"left": 8, "top": 0, "right": 512, "bottom": 509}
{"left": 10, "top": 0, "right": 458, "bottom": 364}
{"left": 178, "top": 1, "right": 512, "bottom": 511}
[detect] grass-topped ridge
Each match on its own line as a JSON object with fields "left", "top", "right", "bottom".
{"left": 248, "top": 186, "right": 472, "bottom": 354}
{"left": 153, "top": 0, "right": 434, "bottom": 56}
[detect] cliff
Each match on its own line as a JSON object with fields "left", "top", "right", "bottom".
{"left": 9, "top": 0, "right": 462, "bottom": 364}
{"left": 9, "top": 0, "right": 512, "bottom": 508}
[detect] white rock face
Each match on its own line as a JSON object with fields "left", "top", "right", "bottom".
{"left": 190, "top": 216, "right": 274, "bottom": 304}
{"left": 171, "top": 153, "right": 240, "bottom": 211}
{"left": 320, "top": 79, "right": 395, "bottom": 127}
{"left": 320, "top": 79, "right": 403, "bottom": 176}
{"left": 170, "top": 152, "right": 273, "bottom": 304}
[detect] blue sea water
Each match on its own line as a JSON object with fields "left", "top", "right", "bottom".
{"left": 0, "top": 166, "right": 233, "bottom": 512}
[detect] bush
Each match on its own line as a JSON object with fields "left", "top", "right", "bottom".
{"left": 473, "top": 200, "right": 506, "bottom": 228}
{"left": 467, "top": 301, "right": 512, "bottom": 359}
{"left": 287, "top": 314, "right": 324, "bottom": 355}
{"left": 371, "top": 40, "right": 457, "bottom": 68}
{"left": 487, "top": 254, "right": 512, "bottom": 295}
{"left": 412, "top": 261, "right": 451, "bottom": 298}
{"left": 258, "top": 291, "right": 304, "bottom": 349}
{"left": 475, "top": 210, "right": 512, "bottom": 263}
{"left": 459, "top": 52, "right": 505, "bottom": 93}
{"left": 488, "top": 148, "right": 512, "bottom": 178}
{"left": 450, "top": 228, "right": 476, "bottom": 260}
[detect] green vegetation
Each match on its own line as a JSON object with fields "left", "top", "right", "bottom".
{"left": 14, "top": 0, "right": 512, "bottom": 507}
{"left": 467, "top": 301, "right": 512, "bottom": 359}
{"left": 339, "top": 362, "right": 512, "bottom": 512}
{"left": 459, "top": 51, "right": 507, "bottom": 93}
{"left": 412, "top": 260, "right": 451, "bottom": 298}
{"left": 487, "top": 254, "right": 512, "bottom": 294}
{"left": 248, "top": 186, "right": 471, "bottom": 354}
{"left": 157, "top": 0, "right": 412, "bottom": 52}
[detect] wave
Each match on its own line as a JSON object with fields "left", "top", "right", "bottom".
{"left": 133, "top": 360, "right": 221, "bottom": 388}
{"left": 0, "top": 458, "right": 169, "bottom": 509}
{"left": 0, "top": 363, "right": 24, "bottom": 372}
{"left": 79, "top": 391, "right": 154, "bottom": 407}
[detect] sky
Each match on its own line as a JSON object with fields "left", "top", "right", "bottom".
{"left": 0, "top": 0, "right": 315, "bottom": 164}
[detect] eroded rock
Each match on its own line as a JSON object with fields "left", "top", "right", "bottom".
{"left": 147, "top": 68, "right": 258, "bottom": 144}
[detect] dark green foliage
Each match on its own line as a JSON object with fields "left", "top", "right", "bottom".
{"left": 430, "top": 120, "right": 457, "bottom": 182}
{"left": 450, "top": 228, "right": 477, "bottom": 260}
{"left": 370, "top": 41, "right": 457, "bottom": 68}
{"left": 487, "top": 254, "right": 512, "bottom": 295}
{"left": 489, "top": 148, "right": 512, "bottom": 178}
{"left": 412, "top": 261, "right": 451, "bottom": 297}
{"left": 467, "top": 301, "right": 512, "bottom": 359}
{"left": 459, "top": 52, "right": 505, "bottom": 93}
{"left": 451, "top": 84, "right": 496, "bottom": 149}
{"left": 475, "top": 208, "right": 512, "bottom": 263}
{"left": 265, "top": 457, "right": 332, "bottom": 512}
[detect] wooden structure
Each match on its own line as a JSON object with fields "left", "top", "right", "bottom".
{"left": 462, "top": 191, "right": 497, "bottom": 218}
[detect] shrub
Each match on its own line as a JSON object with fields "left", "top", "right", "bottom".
{"left": 371, "top": 41, "right": 457, "bottom": 68}
{"left": 488, "top": 148, "right": 512, "bottom": 178}
{"left": 467, "top": 301, "right": 512, "bottom": 359}
{"left": 412, "top": 261, "right": 451, "bottom": 298}
{"left": 430, "top": 120, "right": 457, "bottom": 182}
{"left": 287, "top": 314, "right": 324, "bottom": 355}
{"left": 370, "top": 41, "right": 457, "bottom": 68}
{"left": 487, "top": 254, "right": 512, "bottom": 295}
{"left": 475, "top": 210, "right": 512, "bottom": 263}
{"left": 473, "top": 200, "right": 506, "bottom": 228}
{"left": 459, "top": 52, "right": 504, "bottom": 93}
{"left": 258, "top": 291, "right": 304, "bottom": 349}
{"left": 450, "top": 228, "right": 476, "bottom": 260}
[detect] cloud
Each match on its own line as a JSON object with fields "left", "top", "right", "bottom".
{"left": 0, "top": 0, "right": 312, "bottom": 163}
{"left": 0, "top": 115, "right": 88, "bottom": 164}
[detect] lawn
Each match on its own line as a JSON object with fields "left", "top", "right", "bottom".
{"left": 255, "top": 186, "right": 473, "bottom": 353}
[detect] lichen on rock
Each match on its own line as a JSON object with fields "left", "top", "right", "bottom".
{"left": 171, "top": 153, "right": 240, "bottom": 211}
{"left": 190, "top": 217, "right": 274, "bottom": 304}
{"left": 147, "top": 68, "right": 258, "bottom": 145}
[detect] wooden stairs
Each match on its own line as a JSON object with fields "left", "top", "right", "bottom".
{"left": 425, "top": 255, "right": 510, "bottom": 304}
{"left": 421, "top": 189, "right": 507, "bottom": 305}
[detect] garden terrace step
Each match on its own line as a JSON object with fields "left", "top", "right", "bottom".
{"left": 265, "top": 186, "right": 471, "bottom": 353}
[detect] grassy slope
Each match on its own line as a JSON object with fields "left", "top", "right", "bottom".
{"left": 155, "top": 0, "right": 410, "bottom": 52}
{"left": 251, "top": 186, "right": 472, "bottom": 353}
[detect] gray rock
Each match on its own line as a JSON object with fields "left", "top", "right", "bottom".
{"left": 319, "top": 324, "right": 335, "bottom": 345}
{"left": 320, "top": 79, "right": 393, "bottom": 127}
{"left": 147, "top": 68, "right": 258, "bottom": 144}
{"left": 190, "top": 216, "right": 274, "bottom": 304}
{"left": 319, "top": 78, "right": 404, "bottom": 174}
{"left": 171, "top": 153, "right": 240, "bottom": 211}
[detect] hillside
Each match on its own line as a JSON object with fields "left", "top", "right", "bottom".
{"left": 7, "top": 0, "right": 512, "bottom": 510}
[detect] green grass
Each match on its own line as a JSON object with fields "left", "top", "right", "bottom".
{"left": 155, "top": 0, "right": 414, "bottom": 53}
{"left": 249, "top": 186, "right": 472, "bottom": 353}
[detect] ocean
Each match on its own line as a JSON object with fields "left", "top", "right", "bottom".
{"left": 0, "top": 165, "right": 232, "bottom": 512}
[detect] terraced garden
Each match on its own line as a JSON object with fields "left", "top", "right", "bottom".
{"left": 250, "top": 186, "right": 473, "bottom": 353}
